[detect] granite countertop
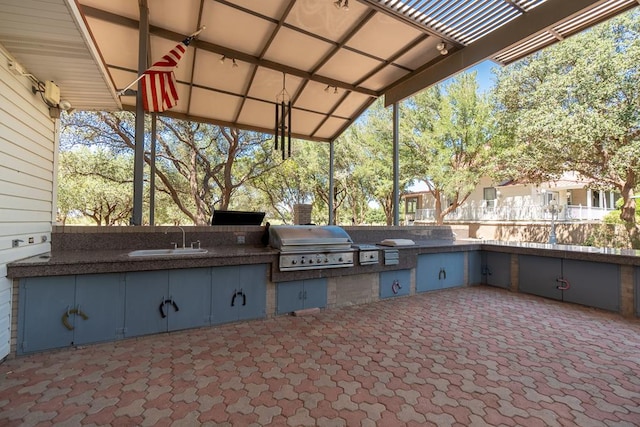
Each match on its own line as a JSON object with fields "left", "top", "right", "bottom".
{"left": 7, "top": 246, "right": 279, "bottom": 278}
{"left": 479, "top": 240, "right": 640, "bottom": 265}
{"left": 8, "top": 239, "right": 640, "bottom": 279}
{"left": 7, "top": 239, "right": 472, "bottom": 279}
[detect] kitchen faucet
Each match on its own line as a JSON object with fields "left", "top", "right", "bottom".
{"left": 165, "top": 226, "right": 186, "bottom": 249}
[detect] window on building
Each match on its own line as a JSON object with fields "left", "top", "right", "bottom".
{"left": 406, "top": 197, "right": 417, "bottom": 214}
{"left": 483, "top": 187, "right": 496, "bottom": 208}
{"left": 543, "top": 191, "right": 559, "bottom": 205}
{"left": 592, "top": 190, "right": 601, "bottom": 208}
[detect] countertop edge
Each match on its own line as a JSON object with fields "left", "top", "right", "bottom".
{"left": 8, "top": 240, "right": 640, "bottom": 279}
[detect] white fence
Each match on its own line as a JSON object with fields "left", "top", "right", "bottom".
{"left": 411, "top": 204, "right": 613, "bottom": 223}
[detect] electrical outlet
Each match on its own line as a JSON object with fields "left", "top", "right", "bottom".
{"left": 237, "top": 235, "right": 245, "bottom": 244}
{"left": 28, "top": 237, "right": 34, "bottom": 244}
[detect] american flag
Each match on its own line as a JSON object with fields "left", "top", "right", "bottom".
{"left": 140, "top": 37, "right": 192, "bottom": 112}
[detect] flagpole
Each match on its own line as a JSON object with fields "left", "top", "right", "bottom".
{"left": 117, "top": 26, "right": 206, "bottom": 96}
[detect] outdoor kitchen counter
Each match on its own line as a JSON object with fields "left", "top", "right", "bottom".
{"left": 6, "top": 246, "right": 279, "bottom": 279}
{"left": 6, "top": 240, "right": 472, "bottom": 280}
{"left": 479, "top": 240, "right": 640, "bottom": 266}
{"left": 8, "top": 239, "right": 640, "bottom": 279}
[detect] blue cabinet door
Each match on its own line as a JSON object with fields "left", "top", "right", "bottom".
{"left": 562, "top": 260, "right": 619, "bottom": 312}
{"left": 380, "top": 270, "right": 411, "bottom": 299}
{"left": 277, "top": 281, "right": 304, "bottom": 314}
{"left": 74, "top": 273, "right": 125, "bottom": 345}
{"left": 211, "top": 264, "right": 267, "bottom": 324}
{"left": 18, "top": 276, "right": 76, "bottom": 354}
{"left": 416, "top": 254, "right": 441, "bottom": 292}
{"left": 468, "top": 251, "right": 483, "bottom": 285}
{"left": 211, "top": 266, "right": 241, "bottom": 325}
{"left": 440, "top": 252, "right": 464, "bottom": 289}
{"left": 482, "top": 252, "right": 511, "bottom": 289}
{"left": 168, "top": 268, "right": 212, "bottom": 331}
{"left": 124, "top": 270, "right": 169, "bottom": 337}
{"left": 277, "top": 278, "right": 327, "bottom": 314}
{"left": 301, "top": 278, "right": 327, "bottom": 310}
{"left": 237, "top": 264, "right": 267, "bottom": 321}
{"left": 417, "top": 253, "right": 465, "bottom": 292}
{"left": 518, "top": 255, "right": 562, "bottom": 300}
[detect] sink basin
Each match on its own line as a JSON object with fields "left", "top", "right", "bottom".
{"left": 128, "top": 248, "right": 208, "bottom": 257}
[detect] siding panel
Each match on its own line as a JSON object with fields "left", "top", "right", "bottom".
{"left": 0, "top": 43, "right": 56, "bottom": 360}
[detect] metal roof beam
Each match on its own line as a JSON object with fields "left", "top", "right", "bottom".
{"left": 383, "top": 0, "right": 605, "bottom": 106}
{"left": 80, "top": 5, "right": 378, "bottom": 97}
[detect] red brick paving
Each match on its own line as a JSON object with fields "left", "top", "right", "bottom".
{"left": 1, "top": 286, "right": 639, "bottom": 426}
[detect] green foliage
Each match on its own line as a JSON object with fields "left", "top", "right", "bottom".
{"left": 493, "top": 10, "right": 640, "bottom": 246}
{"left": 57, "top": 147, "right": 133, "bottom": 225}
{"left": 402, "top": 72, "right": 496, "bottom": 224}
{"left": 343, "top": 99, "right": 414, "bottom": 225}
{"left": 602, "top": 198, "right": 640, "bottom": 224}
{"left": 364, "top": 208, "right": 387, "bottom": 225}
{"left": 61, "top": 112, "right": 278, "bottom": 225}
{"left": 583, "top": 224, "right": 630, "bottom": 248}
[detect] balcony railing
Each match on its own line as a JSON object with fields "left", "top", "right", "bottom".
{"left": 410, "top": 204, "right": 614, "bottom": 223}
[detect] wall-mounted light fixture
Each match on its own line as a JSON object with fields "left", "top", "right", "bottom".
{"left": 334, "top": 0, "right": 349, "bottom": 10}
{"left": 324, "top": 85, "right": 339, "bottom": 94}
{"left": 220, "top": 55, "right": 239, "bottom": 68}
{"left": 436, "top": 41, "right": 448, "bottom": 55}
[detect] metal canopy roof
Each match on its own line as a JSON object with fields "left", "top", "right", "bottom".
{"left": 1, "top": 0, "right": 637, "bottom": 142}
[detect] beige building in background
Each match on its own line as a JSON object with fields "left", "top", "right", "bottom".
{"left": 403, "top": 172, "right": 620, "bottom": 225}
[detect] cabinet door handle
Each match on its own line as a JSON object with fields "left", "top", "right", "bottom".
{"left": 392, "top": 279, "right": 402, "bottom": 294}
{"left": 61, "top": 305, "right": 89, "bottom": 330}
{"left": 303, "top": 290, "right": 307, "bottom": 300}
{"left": 298, "top": 291, "right": 303, "bottom": 300}
{"left": 231, "top": 290, "right": 246, "bottom": 307}
{"left": 439, "top": 268, "right": 447, "bottom": 280}
{"left": 556, "top": 278, "right": 571, "bottom": 290}
{"left": 160, "top": 298, "right": 179, "bottom": 317}
{"left": 159, "top": 296, "right": 167, "bottom": 318}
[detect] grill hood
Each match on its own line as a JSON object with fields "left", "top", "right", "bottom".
{"left": 269, "top": 225, "right": 353, "bottom": 253}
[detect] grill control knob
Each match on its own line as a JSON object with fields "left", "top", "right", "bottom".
{"left": 324, "top": 258, "right": 329, "bottom": 263}
{"left": 338, "top": 257, "right": 343, "bottom": 262}
{"left": 309, "top": 259, "right": 314, "bottom": 264}
{"left": 292, "top": 260, "right": 297, "bottom": 265}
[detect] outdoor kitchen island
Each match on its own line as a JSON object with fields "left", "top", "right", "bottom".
{"left": 6, "top": 225, "right": 639, "bottom": 356}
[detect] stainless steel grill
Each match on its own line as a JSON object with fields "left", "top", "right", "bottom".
{"left": 269, "top": 225, "right": 354, "bottom": 271}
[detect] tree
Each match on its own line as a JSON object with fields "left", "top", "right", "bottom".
{"left": 57, "top": 147, "right": 133, "bottom": 225}
{"left": 493, "top": 10, "right": 640, "bottom": 247}
{"left": 251, "top": 140, "right": 319, "bottom": 224}
{"left": 61, "top": 112, "right": 279, "bottom": 225}
{"left": 348, "top": 99, "right": 414, "bottom": 225}
{"left": 402, "top": 72, "right": 495, "bottom": 224}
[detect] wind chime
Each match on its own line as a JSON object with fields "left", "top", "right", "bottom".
{"left": 274, "top": 72, "right": 292, "bottom": 160}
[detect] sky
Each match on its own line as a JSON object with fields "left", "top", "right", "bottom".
{"left": 469, "top": 59, "right": 498, "bottom": 93}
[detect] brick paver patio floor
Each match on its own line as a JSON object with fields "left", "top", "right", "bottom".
{"left": 0, "top": 286, "right": 639, "bottom": 426}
